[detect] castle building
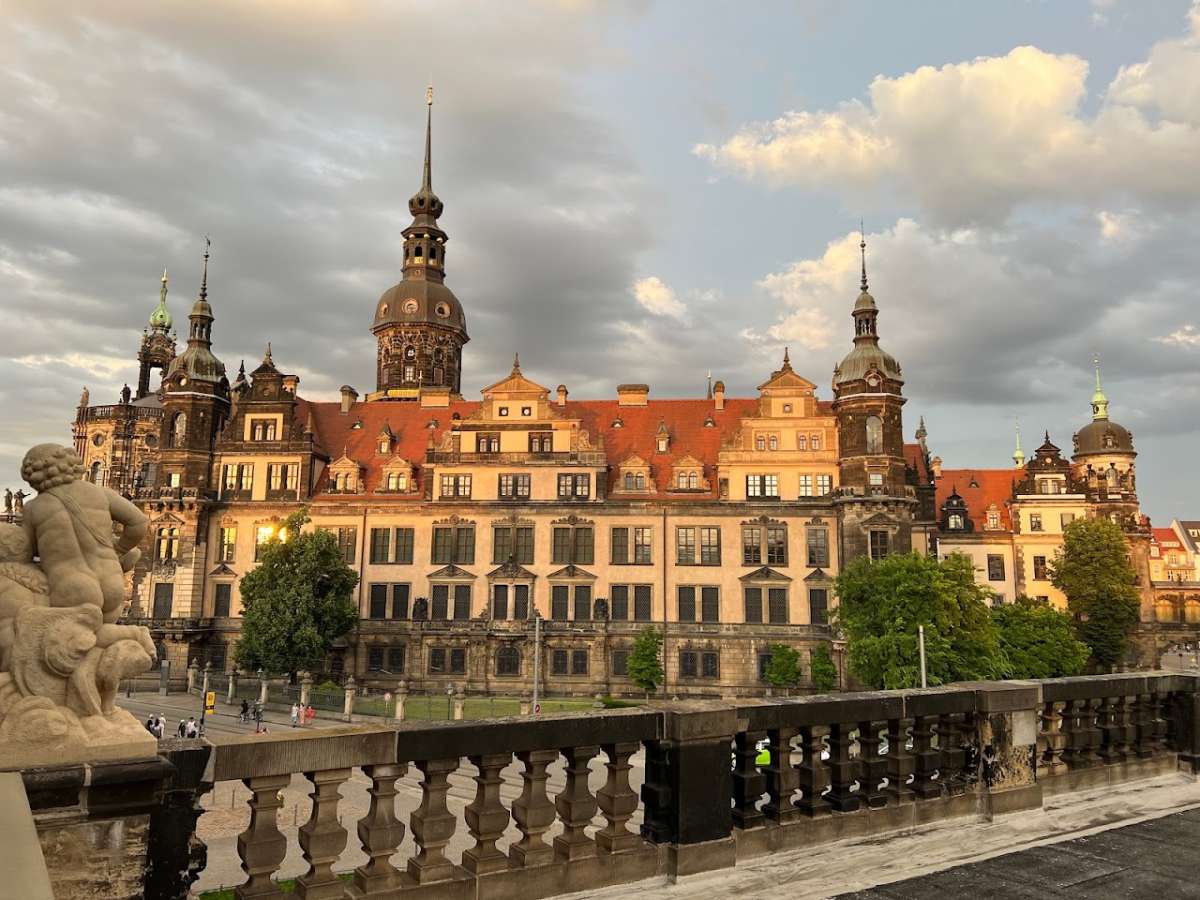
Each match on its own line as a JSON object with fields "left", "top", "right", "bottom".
{"left": 65, "top": 92, "right": 939, "bottom": 695}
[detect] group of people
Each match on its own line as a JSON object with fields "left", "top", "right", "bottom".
{"left": 236, "top": 698, "right": 316, "bottom": 732}
{"left": 143, "top": 713, "right": 202, "bottom": 739}
{"left": 290, "top": 702, "right": 316, "bottom": 728}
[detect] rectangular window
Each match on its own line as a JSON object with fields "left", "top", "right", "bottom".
{"left": 552, "top": 585, "right": 569, "bottom": 621}
{"left": 156, "top": 527, "right": 179, "bottom": 562}
{"left": 806, "top": 528, "right": 829, "bottom": 567}
{"left": 432, "top": 526, "right": 474, "bottom": 564}
{"left": 496, "top": 646, "right": 520, "bottom": 675}
{"left": 680, "top": 650, "right": 697, "bottom": 677}
{"left": 335, "top": 527, "right": 357, "bottom": 564}
{"left": 450, "top": 648, "right": 466, "bottom": 674}
{"left": 817, "top": 474, "right": 832, "bottom": 495}
{"left": 551, "top": 649, "right": 568, "bottom": 675}
{"left": 799, "top": 474, "right": 813, "bottom": 497}
{"left": 1030, "top": 514, "right": 1043, "bottom": 532}
{"left": 574, "top": 585, "right": 592, "bottom": 622}
{"left": 610, "top": 585, "right": 629, "bottom": 621}
{"left": 633, "top": 527, "right": 653, "bottom": 564}
{"left": 285, "top": 464, "right": 299, "bottom": 492}
{"left": 440, "top": 474, "right": 472, "bottom": 499}
{"left": 511, "top": 526, "right": 533, "bottom": 565}
{"left": 394, "top": 528, "right": 414, "bottom": 564}
{"left": 367, "top": 647, "right": 385, "bottom": 672}
{"left": 1060, "top": 513, "right": 1076, "bottom": 529}
{"left": 498, "top": 473, "right": 531, "bottom": 500}
{"left": 478, "top": 432, "right": 501, "bottom": 453}
{"left": 369, "top": 584, "right": 388, "bottom": 619}
{"left": 1033, "top": 556, "right": 1048, "bottom": 580}
{"left": 213, "top": 583, "right": 231, "bottom": 617}
{"left": 612, "top": 650, "right": 628, "bottom": 677}
{"left": 219, "top": 526, "right": 237, "bottom": 563}
{"left": 370, "top": 528, "right": 391, "bottom": 564}
{"left": 492, "top": 526, "right": 512, "bottom": 564}
{"left": 571, "top": 649, "right": 588, "bottom": 675}
{"left": 553, "top": 528, "right": 572, "bottom": 564}
{"left": 634, "top": 585, "right": 652, "bottom": 622}
{"left": 766, "top": 526, "right": 788, "bottom": 566}
{"left": 387, "top": 646, "right": 405, "bottom": 673}
{"left": 869, "top": 530, "right": 890, "bottom": 561}
{"left": 529, "top": 432, "right": 553, "bottom": 453}
{"left": 152, "top": 582, "right": 174, "bottom": 618}
{"left": 677, "top": 586, "right": 696, "bottom": 622}
{"left": 694, "top": 527, "right": 719, "bottom": 565}
{"left": 744, "top": 587, "right": 763, "bottom": 624}
{"left": 742, "top": 526, "right": 762, "bottom": 565}
{"left": 429, "top": 647, "right": 446, "bottom": 674}
{"left": 431, "top": 584, "right": 449, "bottom": 620}
{"left": 492, "top": 584, "right": 508, "bottom": 620}
{"left": 558, "top": 473, "right": 590, "bottom": 499}
{"left": 574, "top": 527, "right": 594, "bottom": 565}
{"left": 701, "top": 651, "right": 719, "bottom": 679}
{"left": 987, "top": 554, "right": 1006, "bottom": 581}
{"left": 239, "top": 464, "right": 253, "bottom": 492}
{"left": 768, "top": 587, "right": 789, "bottom": 624}
{"left": 701, "top": 586, "right": 720, "bottom": 623}
{"left": 268, "top": 463, "right": 283, "bottom": 491}
{"left": 453, "top": 584, "right": 471, "bottom": 620}
{"left": 746, "top": 474, "right": 779, "bottom": 498}
{"left": 758, "top": 652, "right": 772, "bottom": 680}
{"left": 808, "top": 588, "right": 828, "bottom": 625}
{"left": 611, "top": 527, "right": 629, "bottom": 564}
{"left": 223, "top": 465, "right": 238, "bottom": 493}
{"left": 392, "top": 584, "right": 410, "bottom": 620}
{"left": 513, "top": 584, "right": 529, "bottom": 620}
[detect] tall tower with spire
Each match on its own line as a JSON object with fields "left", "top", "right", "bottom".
{"left": 831, "top": 230, "right": 916, "bottom": 561}
{"left": 370, "top": 87, "right": 469, "bottom": 399}
{"left": 137, "top": 270, "right": 177, "bottom": 399}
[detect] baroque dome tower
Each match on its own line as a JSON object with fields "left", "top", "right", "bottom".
{"left": 371, "top": 87, "right": 469, "bottom": 400}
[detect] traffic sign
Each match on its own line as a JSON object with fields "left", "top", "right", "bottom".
{"left": 205, "top": 691, "right": 216, "bottom": 714}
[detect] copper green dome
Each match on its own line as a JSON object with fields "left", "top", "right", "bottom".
{"left": 149, "top": 270, "right": 173, "bottom": 330}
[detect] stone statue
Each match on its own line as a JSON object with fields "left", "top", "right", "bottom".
{"left": 13, "top": 489, "right": 25, "bottom": 515}
{"left": 3, "top": 489, "right": 10, "bottom": 516}
{"left": 0, "top": 444, "right": 157, "bottom": 766}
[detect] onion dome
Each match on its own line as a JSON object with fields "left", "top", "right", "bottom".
{"left": 1073, "top": 357, "right": 1134, "bottom": 456}
{"left": 149, "top": 269, "right": 173, "bottom": 330}
{"left": 834, "top": 232, "right": 903, "bottom": 386}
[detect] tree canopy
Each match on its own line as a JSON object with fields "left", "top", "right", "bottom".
{"left": 235, "top": 509, "right": 359, "bottom": 680}
{"left": 992, "top": 596, "right": 1090, "bottom": 679}
{"left": 809, "top": 643, "right": 839, "bottom": 692}
{"left": 833, "top": 552, "right": 1005, "bottom": 689}
{"left": 627, "top": 626, "right": 664, "bottom": 694}
{"left": 1050, "top": 516, "right": 1141, "bottom": 670}
{"left": 763, "top": 643, "right": 802, "bottom": 692}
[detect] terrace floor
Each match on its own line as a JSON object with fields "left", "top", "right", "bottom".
{"left": 562, "top": 772, "right": 1200, "bottom": 900}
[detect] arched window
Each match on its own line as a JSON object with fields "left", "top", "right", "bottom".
{"left": 496, "top": 646, "right": 520, "bottom": 676}
{"left": 428, "top": 245, "right": 437, "bottom": 261}
{"left": 635, "top": 473, "right": 646, "bottom": 490}
{"left": 387, "top": 472, "right": 399, "bottom": 491}
{"left": 414, "top": 244, "right": 424, "bottom": 258}
{"left": 1106, "top": 467, "right": 1119, "bottom": 489}
{"left": 397, "top": 472, "right": 408, "bottom": 491}
{"left": 90, "top": 461, "right": 103, "bottom": 484}
{"left": 624, "top": 472, "right": 634, "bottom": 491}
{"left": 677, "top": 471, "right": 687, "bottom": 489}
{"left": 865, "top": 415, "right": 883, "bottom": 455}
{"left": 688, "top": 471, "right": 698, "bottom": 489}
{"left": 948, "top": 514, "right": 964, "bottom": 531}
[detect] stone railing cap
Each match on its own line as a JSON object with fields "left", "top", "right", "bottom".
{"left": 206, "top": 725, "right": 396, "bottom": 782}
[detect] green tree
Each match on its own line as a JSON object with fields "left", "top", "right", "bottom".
{"left": 809, "top": 643, "right": 839, "bottom": 692}
{"left": 235, "top": 509, "right": 359, "bottom": 682}
{"left": 627, "top": 626, "right": 664, "bottom": 695}
{"left": 833, "top": 552, "right": 1005, "bottom": 689}
{"left": 1050, "top": 516, "right": 1141, "bottom": 670}
{"left": 763, "top": 643, "right": 802, "bottom": 692}
{"left": 992, "top": 596, "right": 1089, "bottom": 679}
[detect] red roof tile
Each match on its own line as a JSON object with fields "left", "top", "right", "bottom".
{"left": 1152, "top": 527, "right": 1182, "bottom": 549}
{"left": 936, "top": 468, "right": 1023, "bottom": 531}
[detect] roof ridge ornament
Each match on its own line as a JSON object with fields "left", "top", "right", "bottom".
{"left": 199, "top": 236, "right": 210, "bottom": 302}
{"left": 1091, "top": 352, "right": 1109, "bottom": 421}
{"left": 859, "top": 219, "right": 868, "bottom": 293}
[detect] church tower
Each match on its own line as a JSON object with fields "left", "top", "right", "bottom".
{"left": 832, "top": 234, "right": 916, "bottom": 561}
{"left": 371, "top": 87, "right": 469, "bottom": 399}
{"left": 137, "top": 270, "right": 177, "bottom": 399}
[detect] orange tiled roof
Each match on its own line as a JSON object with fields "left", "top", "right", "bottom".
{"left": 936, "top": 468, "right": 1023, "bottom": 531}
{"left": 1152, "top": 527, "right": 1182, "bottom": 549}
{"left": 903, "top": 443, "right": 931, "bottom": 483}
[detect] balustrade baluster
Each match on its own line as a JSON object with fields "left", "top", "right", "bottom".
{"left": 407, "top": 758, "right": 460, "bottom": 883}
{"left": 1134, "top": 694, "right": 1156, "bottom": 759}
{"left": 911, "top": 715, "right": 941, "bottom": 800}
{"left": 1162, "top": 692, "right": 1179, "bottom": 751}
{"left": 1038, "top": 702, "right": 1067, "bottom": 777}
{"left": 511, "top": 749, "right": 558, "bottom": 867}
{"left": 939, "top": 713, "right": 968, "bottom": 795}
{"left": 761, "top": 726, "right": 799, "bottom": 823}
{"left": 1116, "top": 695, "right": 1136, "bottom": 761}
{"left": 857, "top": 720, "right": 888, "bottom": 809}
{"left": 353, "top": 763, "right": 407, "bottom": 896}
{"left": 1149, "top": 691, "right": 1169, "bottom": 753}
{"left": 886, "top": 717, "right": 914, "bottom": 804}
{"left": 597, "top": 741, "right": 643, "bottom": 851}
{"left": 296, "top": 768, "right": 350, "bottom": 899}
{"left": 463, "top": 753, "right": 512, "bottom": 874}
{"left": 825, "top": 723, "right": 859, "bottom": 812}
{"left": 796, "top": 725, "right": 831, "bottom": 817}
{"left": 235, "top": 774, "right": 290, "bottom": 900}
{"left": 1098, "top": 696, "right": 1121, "bottom": 764}
{"left": 554, "top": 744, "right": 600, "bottom": 861}
{"left": 1079, "top": 698, "right": 1103, "bottom": 767}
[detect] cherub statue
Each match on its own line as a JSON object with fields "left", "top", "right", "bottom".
{"left": 0, "top": 444, "right": 156, "bottom": 762}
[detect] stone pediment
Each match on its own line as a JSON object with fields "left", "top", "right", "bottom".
{"left": 804, "top": 568, "right": 831, "bottom": 582}
{"left": 547, "top": 565, "right": 596, "bottom": 580}
{"left": 739, "top": 566, "right": 792, "bottom": 582}
{"left": 674, "top": 454, "right": 704, "bottom": 469}
{"left": 209, "top": 563, "right": 237, "bottom": 577}
{"left": 487, "top": 562, "right": 537, "bottom": 580}
{"left": 619, "top": 453, "right": 648, "bottom": 468}
{"left": 859, "top": 512, "right": 897, "bottom": 528}
{"left": 428, "top": 564, "right": 476, "bottom": 580}
{"left": 328, "top": 453, "right": 361, "bottom": 470}
{"left": 757, "top": 367, "right": 817, "bottom": 394}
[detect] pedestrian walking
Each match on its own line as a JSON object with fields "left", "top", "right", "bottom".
{"left": 145, "top": 715, "right": 156, "bottom": 736}
{"left": 239, "top": 699, "right": 249, "bottom": 723}
{"left": 290, "top": 702, "right": 299, "bottom": 727}
{"left": 184, "top": 716, "right": 198, "bottom": 738}
{"left": 305, "top": 704, "right": 315, "bottom": 727}
{"left": 155, "top": 715, "right": 165, "bottom": 739}
{"left": 177, "top": 719, "right": 187, "bottom": 738}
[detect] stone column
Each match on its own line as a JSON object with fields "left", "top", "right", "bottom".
{"left": 227, "top": 671, "right": 238, "bottom": 704}
{"left": 299, "top": 672, "right": 313, "bottom": 708}
{"left": 971, "top": 681, "right": 1043, "bottom": 817}
{"left": 519, "top": 697, "right": 531, "bottom": 716}
{"left": 452, "top": 686, "right": 465, "bottom": 721}
{"left": 257, "top": 671, "right": 268, "bottom": 706}
{"left": 394, "top": 681, "right": 408, "bottom": 723}
{"left": 201, "top": 661, "right": 212, "bottom": 699}
{"left": 186, "top": 660, "right": 198, "bottom": 693}
{"left": 343, "top": 677, "right": 357, "bottom": 723}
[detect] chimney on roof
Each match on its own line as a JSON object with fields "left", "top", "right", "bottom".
{"left": 282, "top": 374, "right": 299, "bottom": 394}
{"left": 931, "top": 455, "right": 943, "bottom": 479}
{"left": 617, "top": 384, "right": 649, "bottom": 407}
{"left": 556, "top": 384, "right": 568, "bottom": 407}
{"left": 339, "top": 385, "right": 358, "bottom": 414}
{"left": 713, "top": 380, "right": 725, "bottom": 411}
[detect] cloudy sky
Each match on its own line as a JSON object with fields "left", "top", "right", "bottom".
{"left": 2, "top": 1, "right": 1199, "bottom": 519}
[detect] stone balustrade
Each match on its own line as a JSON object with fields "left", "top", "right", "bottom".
{"left": 22, "top": 672, "right": 1200, "bottom": 900}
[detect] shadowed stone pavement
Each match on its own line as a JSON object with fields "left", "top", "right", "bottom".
{"left": 839, "top": 807, "right": 1200, "bottom": 898}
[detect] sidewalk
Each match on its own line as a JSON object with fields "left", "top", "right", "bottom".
{"left": 122, "top": 690, "right": 369, "bottom": 736}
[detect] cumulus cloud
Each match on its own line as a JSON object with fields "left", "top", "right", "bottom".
{"left": 631, "top": 275, "right": 686, "bottom": 318}
{"left": 695, "top": 4, "right": 1200, "bottom": 225}
{"left": 1157, "top": 325, "right": 1200, "bottom": 347}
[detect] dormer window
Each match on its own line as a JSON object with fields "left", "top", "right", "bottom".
{"left": 250, "top": 419, "right": 277, "bottom": 441}
{"left": 657, "top": 436, "right": 668, "bottom": 453}
{"left": 987, "top": 510, "right": 1000, "bottom": 530}
{"left": 948, "top": 514, "right": 964, "bottom": 531}
{"left": 378, "top": 439, "right": 390, "bottom": 454}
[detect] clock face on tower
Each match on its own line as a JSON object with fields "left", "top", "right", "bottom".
{"left": 866, "top": 371, "right": 881, "bottom": 389}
